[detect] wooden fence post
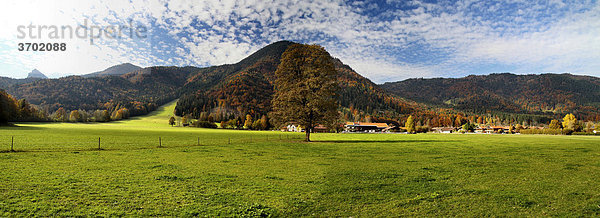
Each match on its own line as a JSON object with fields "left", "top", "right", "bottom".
{"left": 197, "top": 137, "right": 199, "bottom": 146}
{"left": 98, "top": 137, "right": 101, "bottom": 150}
{"left": 11, "top": 136, "right": 14, "bottom": 152}
{"left": 159, "top": 137, "right": 162, "bottom": 147}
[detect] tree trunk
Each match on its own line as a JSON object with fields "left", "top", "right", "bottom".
{"left": 306, "top": 111, "right": 313, "bottom": 142}
{"left": 305, "top": 128, "right": 311, "bottom": 142}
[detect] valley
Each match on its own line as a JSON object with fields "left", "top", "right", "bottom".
{"left": 1, "top": 101, "right": 599, "bottom": 216}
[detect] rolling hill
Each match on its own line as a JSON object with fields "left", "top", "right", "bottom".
{"left": 380, "top": 73, "right": 600, "bottom": 120}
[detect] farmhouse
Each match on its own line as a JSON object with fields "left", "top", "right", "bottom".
{"left": 474, "top": 126, "right": 510, "bottom": 133}
{"left": 280, "top": 123, "right": 329, "bottom": 133}
{"left": 432, "top": 127, "right": 456, "bottom": 133}
{"left": 313, "top": 124, "right": 329, "bottom": 133}
{"left": 475, "top": 126, "right": 494, "bottom": 134}
{"left": 281, "top": 123, "right": 303, "bottom": 132}
{"left": 490, "top": 126, "right": 510, "bottom": 133}
{"left": 345, "top": 122, "right": 390, "bottom": 132}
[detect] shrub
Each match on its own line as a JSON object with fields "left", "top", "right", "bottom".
{"left": 520, "top": 129, "right": 563, "bottom": 135}
{"left": 192, "top": 121, "right": 217, "bottom": 128}
{"left": 462, "top": 123, "right": 476, "bottom": 132}
{"left": 415, "top": 126, "right": 430, "bottom": 133}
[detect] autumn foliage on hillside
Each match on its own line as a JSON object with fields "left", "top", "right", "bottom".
{"left": 382, "top": 73, "right": 600, "bottom": 122}
{"left": 2, "top": 41, "right": 600, "bottom": 128}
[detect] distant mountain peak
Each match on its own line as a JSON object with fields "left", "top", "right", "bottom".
{"left": 27, "top": 69, "right": 47, "bottom": 79}
{"left": 83, "top": 63, "right": 141, "bottom": 78}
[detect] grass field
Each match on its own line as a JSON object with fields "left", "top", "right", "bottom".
{"left": 1, "top": 101, "right": 600, "bottom": 216}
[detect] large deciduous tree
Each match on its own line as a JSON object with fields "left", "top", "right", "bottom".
{"left": 271, "top": 44, "right": 339, "bottom": 142}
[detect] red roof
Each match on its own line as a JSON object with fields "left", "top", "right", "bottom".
{"left": 345, "top": 122, "right": 389, "bottom": 128}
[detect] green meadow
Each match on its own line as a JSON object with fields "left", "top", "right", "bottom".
{"left": 1, "top": 101, "right": 599, "bottom": 216}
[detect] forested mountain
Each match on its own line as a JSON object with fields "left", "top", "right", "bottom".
{"left": 83, "top": 63, "right": 141, "bottom": 78}
{"left": 174, "top": 41, "right": 423, "bottom": 122}
{"left": 3, "top": 41, "right": 416, "bottom": 124}
{"left": 5, "top": 66, "right": 198, "bottom": 117}
{"left": 2, "top": 41, "right": 600, "bottom": 126}
{"left": 0, "top": 77, "right": 42, "bottom": 88}
{"left": 381, "top": 73, "right": 600, "bottom": 121}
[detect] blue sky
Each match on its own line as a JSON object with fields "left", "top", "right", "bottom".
{"left": 0, "top": 0, "right": 598, "bottom": 83}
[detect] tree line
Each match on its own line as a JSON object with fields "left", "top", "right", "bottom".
{"left": 1, "top": 89, "right": 154, "bottom": 123}
{"left": 1, "top": 89, "right": 47, "bottom": 124}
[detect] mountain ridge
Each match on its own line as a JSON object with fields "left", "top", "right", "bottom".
{"left": 381, "top": 72, "right": 600, "bottom": 120}
{"left": 83, "top": 63, "right": 142, "bottom": 78}
{"left": 174, "top": 41, "right": 421, "bottom": 120}
{"left": 27, "top": 69, "right": 47, "bottom": 79}
{"left": 1, "top": 41, "right": 599, "bottom": 124}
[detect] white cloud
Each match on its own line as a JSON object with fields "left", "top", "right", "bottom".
{"left": 0, "top": 0, "right": 598, "bottom": 82}
{"left": 453, "top": 1, "right": 600, "bottom": 74}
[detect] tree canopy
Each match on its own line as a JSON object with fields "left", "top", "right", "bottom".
{"left": 270, "top": 44, "right": 339, "bottom": 141}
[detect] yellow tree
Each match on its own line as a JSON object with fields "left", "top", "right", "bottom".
{"left": 549, "top": 119, "right": 561, "bottom": 129}
{"left": 406, "top": 115, "right": 415, "bottom": 133}
{"left": 454, "top": 115, "right": 463, "bottom": 127}
{"left": 244, "top": 114, "right": 253, "bottom": 129}
{"left": 260, "top": 115, "right": 269, "bottom": 130}
{"left": 55, "top": 107, "right": 67, "bottom": 121}
{"left": 182, "top": 115, "right": 188, "bottom": 125}
{"left": 69, "top": 110, "right": 80, "bottom": 122}
{"left": 562, "top": 114, "right": 577, "bottom": 130}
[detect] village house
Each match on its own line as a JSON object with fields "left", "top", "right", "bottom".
{"left": 475, "top": 126, "right": 494, "bottom": 134}
{"left": 345, "top": 122, "right": 390, "bottom": 132}
{"left": 280, "top": 123, "right": 329, "bottom": 133}
{"left": 313, "top": 124, "right": 329, "bottom": 133}
{"left": 474, "top": 126, "right": 510, "bottom": 133}
{"left": 490, "top": 126, "right": 510, "bottom": 133}
{"left": 432, "top": 127, "right": 456, "bottom": 133}
{"left": 281, "top": 122, "right": 303, "bottom": 132}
